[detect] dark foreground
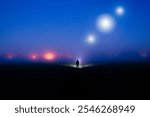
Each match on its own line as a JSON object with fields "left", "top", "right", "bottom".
{"left": 0, "top": 62, "right": 150, "bottom": 100}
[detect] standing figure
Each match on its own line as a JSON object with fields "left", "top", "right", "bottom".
{"left": 76, "top": 60, "right": 79, "bottom": 68}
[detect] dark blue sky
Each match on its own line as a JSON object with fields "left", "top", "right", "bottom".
{"left": 0, "top": 0, "right": 150, "bottom": 61}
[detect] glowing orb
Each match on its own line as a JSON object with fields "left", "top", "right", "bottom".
{"left": 115, "top": 6, "right": 125, "bottom": 16}
{"left": 44, "top": 53, "right": 55, "bottom": 61}
{"left": 96, "top": 14, "right": 116, "bottom": 33}
{"left": 86, "top": 34, "right": 96, "bottom": 44}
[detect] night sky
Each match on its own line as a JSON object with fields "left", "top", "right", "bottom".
{"left": 0, "top": 0, "right": 150, "bottom": 62}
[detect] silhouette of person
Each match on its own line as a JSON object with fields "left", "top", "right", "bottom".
{"left": 76, "top": 60, "right": 79, "bottom": 68}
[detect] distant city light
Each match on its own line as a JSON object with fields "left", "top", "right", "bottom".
{"left": 140, "top": 52, "right": 148, "bottom": 58}
{"left": 96, "top": 14, "right": 116, "bottom": 33}
{"left": 44, "top": 52, "right": 56, "bottom": 61}
{"left": 7, "top": 54, "right": 13, "bottom": 59}
{"left": 31, "top": 54, "right": 37, "bottom": 60}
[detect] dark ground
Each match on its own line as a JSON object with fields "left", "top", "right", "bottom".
{"left": 0, "top": 62, "right": 150, "bottom": 100}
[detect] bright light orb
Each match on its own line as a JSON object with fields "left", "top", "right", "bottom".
{"left": 86, "top": 34, "right": 96, "bottom": 44}
{"left": 116, "top": 6, "right": 125, "bottom": 16}
{"left": 44, "top": 53, "right": 55, "bottom": 61}
{"left": 96, "top": 15, "right": 116, "bottom": 33}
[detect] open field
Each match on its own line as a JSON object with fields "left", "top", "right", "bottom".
{"left": 0, "top": 62, "right": 150, "bottom": 99}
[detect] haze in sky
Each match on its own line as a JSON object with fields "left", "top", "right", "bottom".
{"left": 0, "top": 0, "right": 150, "bottom": 62}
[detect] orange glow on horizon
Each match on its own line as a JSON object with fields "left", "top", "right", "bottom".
{"left": 44, "top": 52, "right": 56, "bottom": 61}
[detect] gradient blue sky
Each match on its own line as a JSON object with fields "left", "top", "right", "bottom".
{"left": 0, "top": 0, "right": 150, "bottom": 61}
